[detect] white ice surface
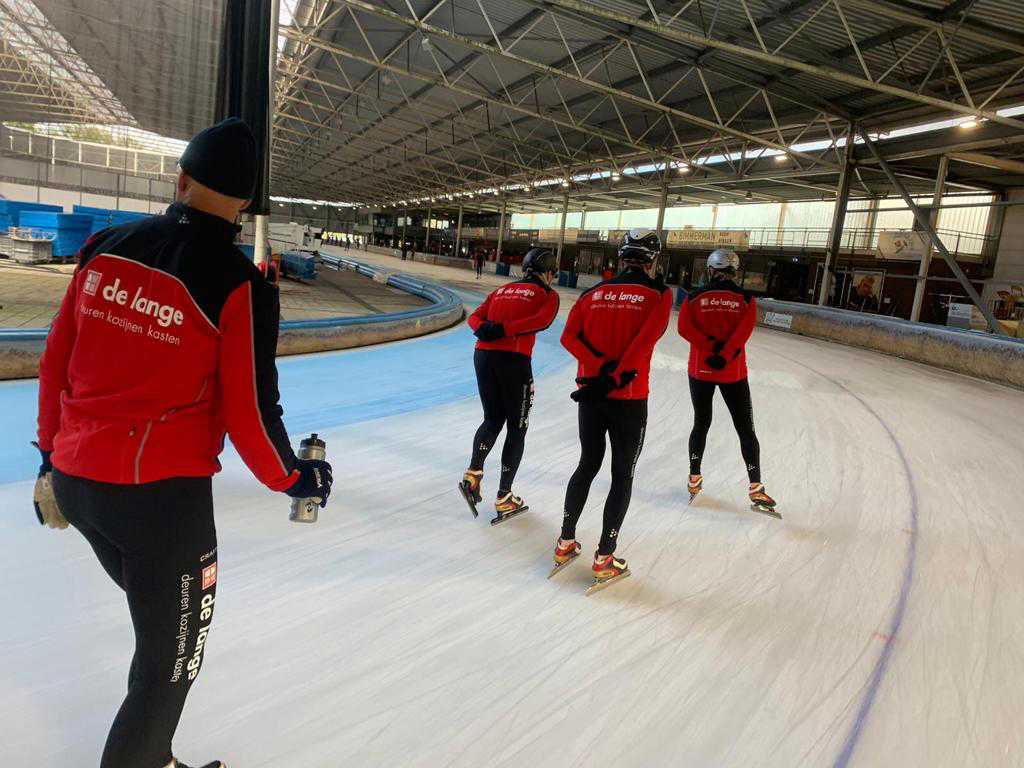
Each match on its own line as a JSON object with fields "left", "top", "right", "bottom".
{"left": 2, "top": 322, "right": 1023, "bottom": 768}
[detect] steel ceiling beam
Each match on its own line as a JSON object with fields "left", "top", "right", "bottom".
{"left": 540, "top": 0, "right": 1024, "bottom": 130}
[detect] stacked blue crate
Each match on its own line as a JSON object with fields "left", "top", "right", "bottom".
{"left": 72, "top": 205, "right": 150, "bottom": 235}
{"left": 0, "top": 201, "right": 62, "bottom": 232}
{"left": 280, "top": 250, "right": 318, "bottom": 280}
{"left": 17, "top": 212, "right": 94, "bottom": 257}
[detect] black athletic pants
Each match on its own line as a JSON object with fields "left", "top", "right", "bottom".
{"left": 52, "top": 470, "right": 218, "bottom": 768}
{"left": 561, "top": 398, "right": 648, "bottom": 556}
{"left": 687, "top": 376, "right": 761, "bottom": 483}
{"left": 469, "top": 348, "right": 535, "bottom": 495}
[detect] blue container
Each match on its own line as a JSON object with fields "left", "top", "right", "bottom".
{"left": 17, "top": 212, "right": 93, "bottom": 257}
{"left": 281, "top": 250, "right": 317, "bottom": 280}
{"left": 0, "top": 201, "right": 62, "bottom": 231}
{"left": 495, "top": 262, "right": 510, "bottom": 277}
{"left": 72, "top": 205, "right": 150, "bottom": 235}
{"left": 676, "top": 286, "right": 688, "bottom": 305}
{"left": 238, "top": 243, "right": 272, "bottom": 263}
{"left": 565, "top": 272, "right": 578, "bottom": 289}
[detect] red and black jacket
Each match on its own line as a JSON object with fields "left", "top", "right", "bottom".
{"left": 37, "top": 202, "right": 299, "bottom": 490}
{"left": 678, "top": 278, "right": 757, "bottom": 383}
{"left": 467, "top": 275, "right": 560, "bottom": 357}
{"left": 561, "top": 268, "right": 673, "bottom": 400}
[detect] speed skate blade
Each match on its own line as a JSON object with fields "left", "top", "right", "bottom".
{"left": 751, "top": 503, "right": 782, "bottom": 519}
{"left": 548, "top": 555, "right": 579, "bottom": 578}
{"left": 585, "top": 569, "right": 631, "bottom": 596}
{"left": 457, "top": 482, "right": 479, "bottom": 518}
{"left": 490, "top": 505, "right": 529, "bottom": 526}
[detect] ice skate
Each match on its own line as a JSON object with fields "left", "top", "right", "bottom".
{"left": 548, "top": 538, "right": 582, "bottom": 578}
{"left": 490, "top": 491, "right": 529, "bottom": 526}
{"left": 749, "top": 483, "right": 781, "bottom": 519}
{"left": 687, "top": 474, "right": 703, "bottom": 503}
{"left": 586, "top": 553, "right": 631, "bottom": 595}
{"left": 172, "top": 759, "right": 225, "bottom": 768}
{"left": 458, "top": 469, "right": 483, "bottom": 518}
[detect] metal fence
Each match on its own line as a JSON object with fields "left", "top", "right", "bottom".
{"left": 1, "top": 124, "right": 179, "bottom": 181}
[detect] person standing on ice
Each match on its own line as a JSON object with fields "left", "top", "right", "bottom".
{"left": 458, "top": 247, "right": 560, "bottom": 525}
{"left": 30, "top": 118, "right": 334, "bottom": 768}
{"left": 553, "top": 230, "right": 673, "bottom": 593}
{"left": 677, "top": 248, "right": 777, "bottom": 517}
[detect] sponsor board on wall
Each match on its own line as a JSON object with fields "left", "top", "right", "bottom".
{"left": 536, "top": 228, "right": 579, "bottom": 242}
{"left": 576, "top": 229, "right": 601, "bottom": 242}
{"left": 666, "top": 228, "right": 751, "bottom": 250}
{"left": 877, "top": 231, "right": 928, "bottom": 260}
{"left": 763, "top": 311, "right": 793, "bottom": 330}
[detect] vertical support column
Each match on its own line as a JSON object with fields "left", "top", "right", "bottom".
{"left": 818, "top": 124, "right": 856, "bottom": 305}
{"left": 401, "top": 208, "right": 408, "bottom": 253}
{"left": 858, "top": 126, "right": 1005, "bottom": 335}
{"left": 425, "top": 205, "right": 432, "bottom": 253}
{"left": 496, "top": 197, "right": 507, "bottom": 262}
{"left": 655, "top": 174, "right": 669, "bottom": 242}
{"left": 556, "top": 191, "right": 570, "bottom": 266}
{"left": 580, "top": 204, "right": 587, "bottom": 232}
{"left": 455, "top": 204, "right": 464, "bottom": 258}
{"left": 910, "top": 154, "right": 949, "bottom": 322}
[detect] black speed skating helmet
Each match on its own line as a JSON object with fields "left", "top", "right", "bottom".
{"left": 522, "top": 247, "right": 558, "bottom": 276}
{"left": 619, "top": 229, "right": 661, "bottom": 265}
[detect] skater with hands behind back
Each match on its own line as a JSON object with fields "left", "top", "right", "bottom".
{"left": 460, "top": 247, "right": 560, "bottom": 525}
{"left": 555, "top": 230, "right": 673, "bottom": 592}
{"left": 678, "top": 248, "right": 777, "bottom": 517}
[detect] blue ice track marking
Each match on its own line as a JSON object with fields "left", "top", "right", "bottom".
{"left": 0, "top": 304, "right": 568, "bottom": 485}
{"left": 769, "top": 350, "right": 919, "bottom": 768}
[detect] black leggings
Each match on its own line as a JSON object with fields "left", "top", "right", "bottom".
{"left": 688, "top": 376, "right": 761, "bottom": 483}
{"left": 561, "top": 398, "right": 648, "bottom": 556}
{"left": 52, "top": 470, "right": 218, "bottom": 768}
{"left": 470, "top": 348, "right": 535, "bottom": 494}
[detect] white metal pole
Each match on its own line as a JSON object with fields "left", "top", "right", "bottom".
{"left": 910, "top": 154, "right": 948, "bottom": 322}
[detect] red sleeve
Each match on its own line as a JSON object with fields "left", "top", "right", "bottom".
{"left": 37, "top": 275, "right": 80, "bottom": 451}
{"left": 560, "top": 298, "right": 603, "bottom": 368}
{"left": 218, "top": 280, "right": 298, "bottom": 491}
{"left": 677, "top": 295, "right": 716, "bottom": 345}
{"left": 504, "top": 290, "right": 560, "bottom": 336}
{"left": 618, "top": 289, "right": 672, "bottom": 375}
{"left": 721, "top": 296, "right": 757, "bottom": 361}
{"left": 467, "top": 292, "right": 492, "bottom": 332}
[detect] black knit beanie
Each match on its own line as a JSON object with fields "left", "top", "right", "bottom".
{"left": 179, "top": 118, "right": 258, "bottom": 199}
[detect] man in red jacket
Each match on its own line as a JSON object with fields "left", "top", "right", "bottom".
{"left": 677, "top": 248, "right": 777, "bottom": 517}
{"left": 32, "top": 119, "right": 333, "bottom": 768}
{"left": 459, "top": 247, "right": 560, "bottom": 524}
{"left": 552, "top": 230, "right": 673, "bottom": 592}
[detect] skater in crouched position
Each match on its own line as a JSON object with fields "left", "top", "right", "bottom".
{"left": 678, "top": 248, "right": 777, "bottom": 517}
{"left": 460, "top": 247, "right": 560, "bottom": 524}
{"left": 32, "top": 119, "right": 334, "bottom": 768}
{"left": 554, "top": 230, "right": 673, "bottom": 591}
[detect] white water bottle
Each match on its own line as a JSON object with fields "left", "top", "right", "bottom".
{"left": 289, "top": 433, "right": 327, "bottom": 524}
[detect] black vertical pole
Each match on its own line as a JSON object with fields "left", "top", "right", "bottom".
{"left": 216, "top": 0, "right": 272, "bottom": 216}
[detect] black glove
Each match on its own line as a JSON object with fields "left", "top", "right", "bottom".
{"left": 711, "top": 340, "right": 725, "bottom": 354}
{"left": 34, "top": 442, "right": 52, "bottom": 477}
{"left": 571, "top": 361, "right": 617, "bottom": 403}
{"left": 285, "top": 458, "right": 334, "bottom": 508}
{"left": 705, "top": 354, "right": 727, "bottom": 371}
{"left": 473, "top": 321, "right": 506, "bottom": 342}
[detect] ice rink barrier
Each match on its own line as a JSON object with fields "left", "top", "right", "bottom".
{"left": 0, "top": 255, "right": 464, "bottom": 380}
{"left": 756, "top": 298, "right": 1024, "bottom": 389}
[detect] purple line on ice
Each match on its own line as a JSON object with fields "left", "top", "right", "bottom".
{"left": 831, "top": 389, "right": 919, "bottom": 768}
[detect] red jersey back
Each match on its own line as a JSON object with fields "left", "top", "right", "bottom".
{"left": 561, "top": 269, "right": 673, "bottom": 400}
{"left": 467, "top": 276, "right": 560, "bottom": 357}
{"left": 678, "top": 278, "right": 757, "bottom": 383}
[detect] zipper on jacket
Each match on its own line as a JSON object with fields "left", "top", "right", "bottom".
{"left": 133, "top": 420, "right": 153, "bottom": 483}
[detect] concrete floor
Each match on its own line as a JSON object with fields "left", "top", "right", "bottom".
{"left": 0, "top": 258, "right": 428, "bottom": 328}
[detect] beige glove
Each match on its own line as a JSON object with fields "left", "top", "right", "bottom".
{"left": 34, "top": 472, "right": 69, "bottom": 530}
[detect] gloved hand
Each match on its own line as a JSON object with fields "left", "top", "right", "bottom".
{"left": 284, "top": 458, "right": 334, "bottom": 508}
{"left": 473, "top": 321, "right": 506, "bottom": 342}
{"left": 570, "top": 360, "right": 618, "bottom": 403}
{"left": 705, "top": 354, "right": 727, "bottom": 371}
{"left": 31, "top": 441, "right": 68, "bottom": 530}
{"left": 711, "top": 340, "right": 725, "bottom": 354}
